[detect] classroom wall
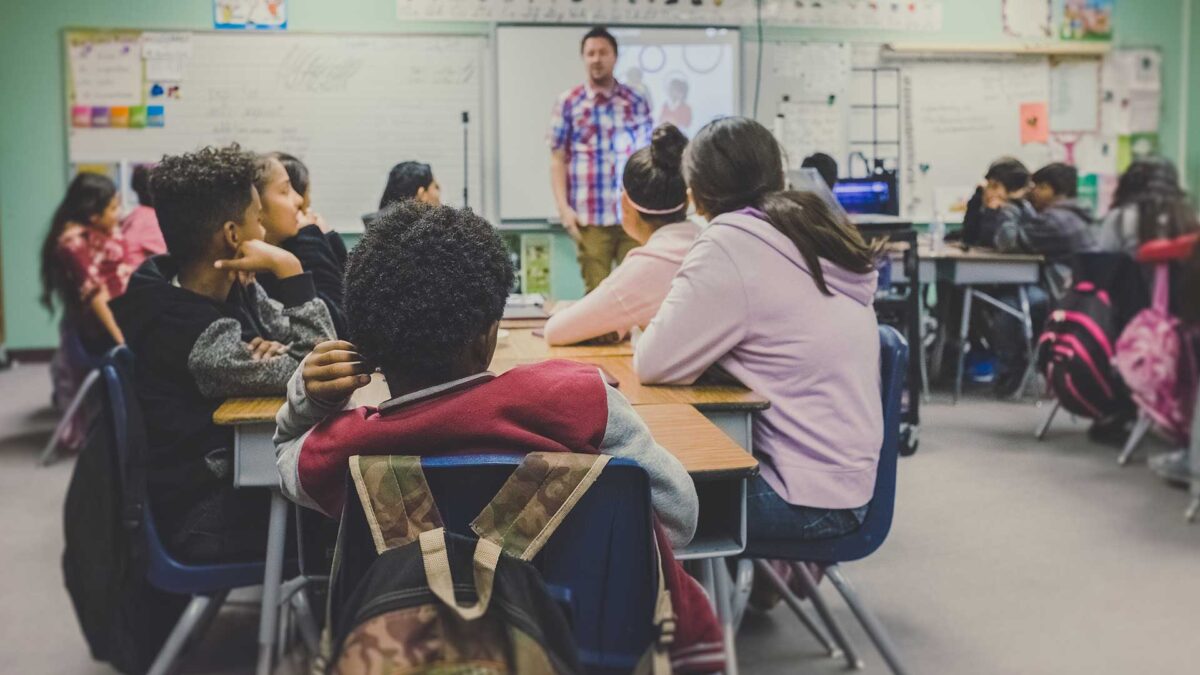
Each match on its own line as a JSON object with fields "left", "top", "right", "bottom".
{"left": 0, "top": 0, "right": 1191, "bottom": 351}
{"left": 1189, "top": 0, "right": 1200, "bottom": 197}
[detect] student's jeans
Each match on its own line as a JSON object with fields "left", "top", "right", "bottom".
{"left": 991, "top": 284, "right": 1050, "bottom": 384}
{"left": 576, "top": 225, "right": 640, "bottom": 293}
{"left": 746, "top": 475, "right": 868, "bottom": 542}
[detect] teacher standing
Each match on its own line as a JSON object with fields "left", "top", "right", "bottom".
{"left": 549, "top": 27, "right": 653, "bottom": 292}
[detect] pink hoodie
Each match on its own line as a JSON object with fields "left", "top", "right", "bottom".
{"left": 635, "top": 211, "right": 882, "bottom": 509}
{"left": 544, "top": 220, "right": 700, "bottom": 345}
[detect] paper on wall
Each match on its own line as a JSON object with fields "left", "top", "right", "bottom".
{"left": 70, "top": 38, "right": 143, "bottom": 107}
{"left": 1049, "top": 59, "right": 1099, "bottom": 132}
{"left": 1003, "top": 0, "right": 1052, "bottom": 38}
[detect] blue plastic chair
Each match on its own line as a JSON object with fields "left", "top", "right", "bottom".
{"left": 100, "top": 347, "right": 278, "bottom": 675}
{"left": 340, "top": 454, "right": 659, "bottom": 674}
{"left": 744, "top": 325, "right": 910, "bottom": 675}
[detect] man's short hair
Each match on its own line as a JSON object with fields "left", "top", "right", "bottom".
{"left": 1032, "top": 162, "right": 1079, "bottom": 198}
{"left": 985, "top": 157, "right": 1032, "bottom": 192}
{"left": 151, "top": 144, "right": 257, "bottom": 265}
{"left": 345, "top": 201, "right": 514, "bottom": 380}
{"left": 581, "top": 26, "right": 618, "bottom": 55}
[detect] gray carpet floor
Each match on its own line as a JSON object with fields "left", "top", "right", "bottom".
{"left": 2, "top": 361, "right": 1197, "bottom": 674}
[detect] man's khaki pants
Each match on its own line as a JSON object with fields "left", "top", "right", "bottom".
{"left": 576, "top": 225, "right": 640, "bottom": 293}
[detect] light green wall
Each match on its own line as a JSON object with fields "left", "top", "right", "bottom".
{"left": 1189, "top": 0, "right": 1200, "bottom": 197}
{"left": 0, "top": 0, "right": 1190, "bottom": 349}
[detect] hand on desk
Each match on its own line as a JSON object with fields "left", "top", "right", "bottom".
{"left": 303, "top": 340, "right": 373, "bottom": 404}
{"left": 247, "top": 337, "right": 289, "bottom": 361}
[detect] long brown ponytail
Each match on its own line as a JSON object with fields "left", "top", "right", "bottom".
{"left": 684, "top": 116, "right": 878, "bottom": 296}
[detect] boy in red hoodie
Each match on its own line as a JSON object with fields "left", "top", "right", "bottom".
{"left": 273, "top": 200, "right": 724, "bottom": 672}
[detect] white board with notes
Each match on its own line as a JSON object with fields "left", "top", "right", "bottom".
{"left": 900, "top": 58, "right": 1053, "bottom": 222}
{"left": 66, "top": 30, "right": 488, "bottom": 232}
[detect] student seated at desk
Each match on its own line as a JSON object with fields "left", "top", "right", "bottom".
{"left": 253, "top": 152, "right": 349, "bottom": 337}
{"left": 110, "top": 145, "right": 334, "bottom": 563}
{"left": 120, "top": 164, "right": 167, "bottom": 269}
{"left": 958, "top": 157, "right": 1032, "bottom": 248}
{"left": 361, "top": 160, "right": 441, "bottom": 228}
{"left": 543, "top": 124, "right": 699, "bottom": 345}
{"left": 273, "top": 200, "right": 724, "bottom": 672}
{"left": 801, "top": 152, "right": 838, "bottom": 190}
{"left": 634, "top": 117, "right": 883, "bottom": 547}
{"left": 271, "top": 151, "right": 350, "bottom": 269}
{"left": 41, "top": 172, "right": 131, "bottom": 441}
{"left": 1098, "top": 157, "right": 1199, "bottom": 255}
{"left": 989, "top": 163, "right": 1096, "bottom": 395}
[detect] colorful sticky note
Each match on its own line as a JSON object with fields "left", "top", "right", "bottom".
{"left": 147, "top": 105, "right": 166, "bottom": 128}
{"left": 129, "top": 106, "right": 147, "bottom": 128}
{"left": 1020, "top": 102, "right": 1049, "bottom": 144}
{"left": 91, "top": 106, "right": 111, "bottom": 128}
{"left": 71, "top": 106, "right": 91, "bottom": 128}
{"left": 109, "top": 106, "right": 130, "bottom": 128}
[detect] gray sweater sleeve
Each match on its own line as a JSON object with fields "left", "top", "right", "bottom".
{"left": 274, "top": 359, "right": 351, "bottom": 514}
{"left": 187, "top": 283, "right": 334, "bottom": 399}
{"left": 253, "top": 281, "right": 335, "bottom": 359}
{"left": 598, "top": 383, "right": 699, "bottom": 548}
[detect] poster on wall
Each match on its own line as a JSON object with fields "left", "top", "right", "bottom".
{"left": 214, "top": 0, "right": 288, "bottom": 30}
{"left": 1060, "top": 0, "right": 1114, "bottom": 41}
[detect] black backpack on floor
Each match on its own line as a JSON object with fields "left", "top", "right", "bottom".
{"left": 62, "top": 349, "right": 187, "bottom": 674}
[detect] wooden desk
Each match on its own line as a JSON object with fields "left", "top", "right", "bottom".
{"left": 217, "top": 395, "right": 758, "bottom": 672}
{"left": 494, "top": 327, "right": 635, "bottom": 359}
{"left": 498, "top": 317, "right": 547, "bottom": 330}
{"left": 893, "top": 244, "right": 1044, "bottom": 402}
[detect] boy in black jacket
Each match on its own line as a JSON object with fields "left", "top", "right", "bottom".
{"left": 253, "top": 153, "right": 349, "bottom": 337}
{"left": 111, "top": 145, "right": 334, "bottom": 563}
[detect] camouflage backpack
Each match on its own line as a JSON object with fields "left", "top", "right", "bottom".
{"left": 319, "top": 453, "right": 675, "bottom": 675}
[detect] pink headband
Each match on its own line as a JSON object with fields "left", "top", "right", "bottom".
{"left": 623, "top": 190, "right": 687, "bottom": 215}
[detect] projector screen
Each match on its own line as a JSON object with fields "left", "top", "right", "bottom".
{"left": 496, "top": 26, "right": 740, "bottom": 222}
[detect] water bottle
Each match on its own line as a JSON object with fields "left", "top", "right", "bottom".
{"left": 930, "top": 213, "right": 946, "bottom": 254}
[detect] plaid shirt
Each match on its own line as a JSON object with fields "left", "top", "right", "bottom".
{"left": 549, "top": 81, "right": 653, "bottom": 226}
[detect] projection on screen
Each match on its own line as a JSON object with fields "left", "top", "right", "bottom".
{"left": 613, "top": 28, "right": 739, "bottom": 139}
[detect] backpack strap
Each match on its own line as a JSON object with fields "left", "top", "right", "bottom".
{"left": 349, "top": 455, "right": 444, "bottom": 554}
{"left": 418, "top": 528, "right": 503, "bottom": 621}
{"left": 634, "top": 537, "right": 675, "bottom": 675}
{"left": 470, "top": 453, "right": 610, "bottom": 560}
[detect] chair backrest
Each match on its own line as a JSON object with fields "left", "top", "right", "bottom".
{"left": 419, "top": 455, "right": 658, "bottom": 672}
{"left": 772, "top": 324, "right": 908, "bottom": 564}
{"left": 99, "top": 347, "right": 264, "bottom": 594}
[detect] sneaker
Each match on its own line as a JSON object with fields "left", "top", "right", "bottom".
{"left": 1088, "top": 414, "right": 1134, "bottom": 447}
{"left": 1148, "top": 450, "right": 1196, "bottom": 487}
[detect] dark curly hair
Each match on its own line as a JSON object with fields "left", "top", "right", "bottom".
{"left": 151, "top": 144, "right": 258, "bottom": 265}
{"left": 345, "top": 201, "right": 514, "bottom": 380}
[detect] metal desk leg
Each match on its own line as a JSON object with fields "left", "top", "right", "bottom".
{"left": 711, "top": 559, "right": 739, "bottom": 675}
{"left": 954, "top": 287, "right": 973, "bottom": 404}
{"left": 919, "top": 283, "right": 931, "bottom": 402}
{"left": 256, "top": 490, "right": 289, "bottom": 675}
{"left": 1014, "top": 285, "right": 1037, "bottom": 399}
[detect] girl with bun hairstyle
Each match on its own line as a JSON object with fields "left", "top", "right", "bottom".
{"left": 543, "top": 124, "right": 700, "bottom": 345}
{"left": 636, "top": 117, "right": 884, "bottom": 543}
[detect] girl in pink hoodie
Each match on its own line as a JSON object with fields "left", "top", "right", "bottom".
{"left": 636, "top": 117, "right": 883, "bottom": 543}
{"left": 544, "top": 123, "right": 700, "bottom": 345}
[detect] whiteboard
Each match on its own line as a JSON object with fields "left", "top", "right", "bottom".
{"left": 67, "top": 31, "right": 487, "bottom": 232}
{"left": 900, "top": 58, "right": 1052, "bottom": 222}
{"left": 496, "top": 26, "right": 740, "bottom": 222}
{"left": 743, "top": 41, "right": 852, "bottom": 170}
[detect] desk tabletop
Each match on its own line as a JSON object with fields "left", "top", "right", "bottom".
{"left": 491, "top": 354, "right": 770, "bottom": 411}
{"left": 636, "top": 404, "right": 758, "bottom": 478}
{"left": 919, "top": 244, "right": 1044, "bottom": 263}
{"left": 214, "top": 397, "right": 755, "bottom": 478}
{"left": 495, "top": 328, "right": 635, "bottom": 359}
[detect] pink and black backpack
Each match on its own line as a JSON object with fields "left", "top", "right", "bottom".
{"left": 1113, "top": 263, "right": 1199, "bottom": 444}
{"left": 1037, "top": 281, "right": 1130, "bottom": 419}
